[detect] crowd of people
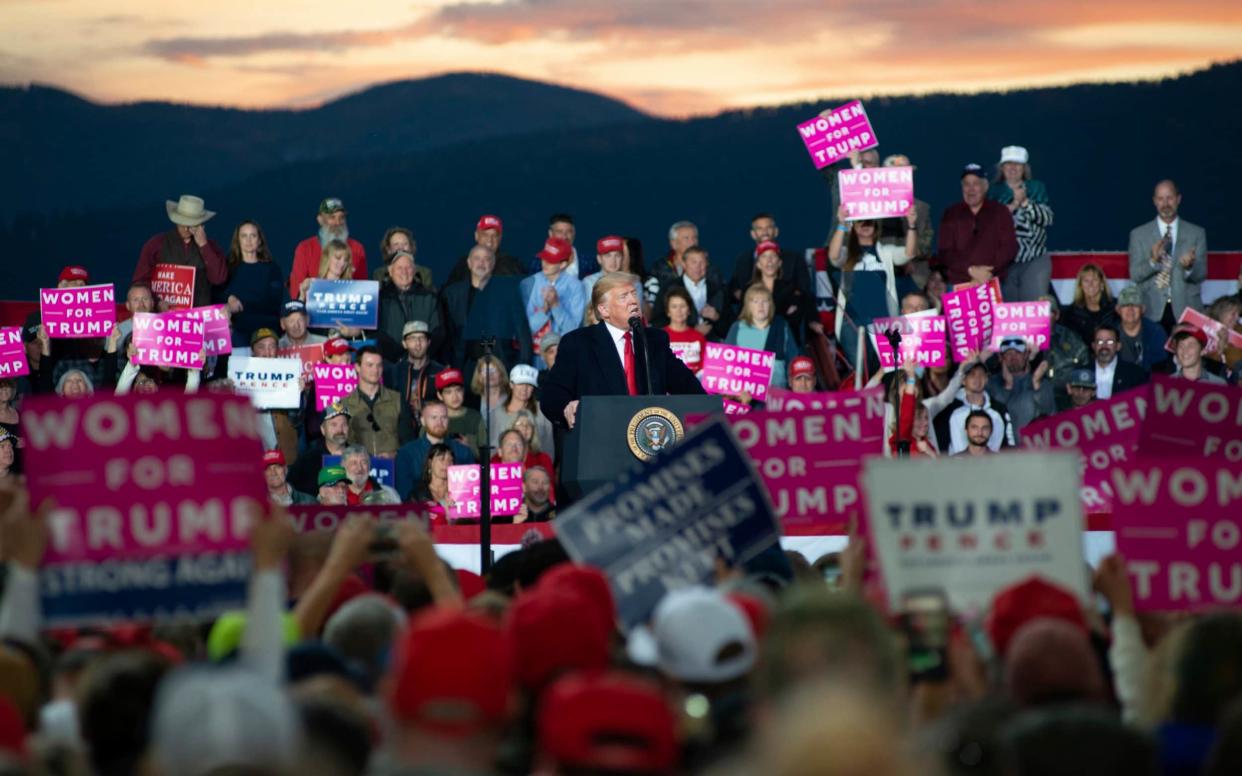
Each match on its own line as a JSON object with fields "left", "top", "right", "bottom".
{"left": 0, "top": 142, "right": 1238, "bottom": 774}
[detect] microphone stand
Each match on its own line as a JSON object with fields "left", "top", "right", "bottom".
{"left": 478, "top": 335, "right": 496, "bottom": 573}
{"left": 882, "top": 327, "right": 911, "bottom": 458}
{"left": 628, "top": 316, "right": 653, "bottom": 396}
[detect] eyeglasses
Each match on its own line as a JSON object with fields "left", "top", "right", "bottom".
{"left": 1094, "top": 338, "right": 1117, "bottom": 346}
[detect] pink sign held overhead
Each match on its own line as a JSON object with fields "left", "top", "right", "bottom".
{"left": 839, "top": 165, "right": 914, "bottom": 220}
{"left": 1109, "top": 458, "right": 1242, "bottom": 612}
{"left": 21, "top": 392, "right": 266, "bottom": 625}
{"left": 942, "top": 282, "right": 1000, "bottom": 361}
{"left": 1020, "top": 387, "right": 1149, "bottom": 526}
{"left": 990, "top": 301, "right": 1052, "bottom": 351}
{"left": 39, "top": 284, "right": 116, "bottom": 339}
{"left": 312, "top": 363, "right": 359, "bottom": 411}
{"left": 446, "top": 463, "right": 524, "bottom": 521}
{"left": 130, "top": 311, "right": 206, "bottom": 369}
{"left": 151, "top": 264, "right": 196, "bottom": 310}
{"left": 182, "top": 304, "right": 232, "bottom": 356}
{"left": 1140, "top": 375, "right": 1242, "bottom": 458}
{"left": 0, "top": 327, "right": 29, "bottom": 378}
{"left": 796, "top": 100, "right": 878, "bottom": 170}
{"left": 870, "top": 314, "right": 947, "bottom": 371}
{"left": 701, "top": 343, "right": 775, "bottom": 401}
{"left": 765, "top": 385, "right": 887, "bottom": 415}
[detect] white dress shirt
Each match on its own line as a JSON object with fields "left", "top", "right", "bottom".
{"left": 684, "top": 275, "right": 709, "bottom": 312}
{"left": 605, "top": 321, "right": 631, "bottom": 370}
{"left": 1095, "top": 359, "right": 1117, "bottom": 399}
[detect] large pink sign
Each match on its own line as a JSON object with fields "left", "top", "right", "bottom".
{"left": 701, "top": 343, "right": 775, "bottom": 401}
{"left": 21, "top": 392, "right": 266, "bottom": 624}
{"left": 313, "top": 363, "right": 359, "bottom": 411}
{"left": 182, "top": 305, "right": 232, "bottom": 356}
{"left": 870, "top": 314, "right": 947, "bottom": 371}
{"left": 990, "top": 301, "right": 1052, "bottom": 351}
{"left": 717, "top": 403, "right": 886, "bottom": 534}
{"left": 1140, "top": 375, "right": 1242, "bottom": 458}
{"left": 286, "top": 504, "right": 429, "bottom": 533}
{"left": 39, "top": 284, "right": 116, "bottom": 339}
{"left": 0, "top": 327, "right": 29, "bottom": 378}
{"left": 838, "top": 165, "right": 914, "bottom": 220}
{"left": 1109, "top": 458, "right": 1242, "bottom": 611}
{"left": 796, "top": 100, "right": 877, "bottom": 170}
{"left": 447, "top": 463, "right": 524, "bottom": 520}
{"left": 1021, "top": 387, "right": 1149, "bottom": 525}
{"left": 942, "top": 283, "right": 999, "bottom": 361}
{"left": 131, "top": 312, "right": 206, "bottom": 369}
{"left": 151, "top": 264, "right": 196, "bottom": 310}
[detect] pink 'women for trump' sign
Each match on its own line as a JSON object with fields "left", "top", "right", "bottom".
{"left": 182, "top": 305, "right": 232, "bottom": 356}
{"left": 942, "top": 283, "right": 999, "bottom": 361}
{"left": 1139, "top": 375, "right": 1242, "bottom": 458}
{"left": 21, "top": 392, "right": 266, "bottom": 624}
{"left": 131, "top": 312, "right": 206, "bottom": 369}
{"left": 796, "top": 100, "right": 878, "bottom": 169}
{"left": 313, "top": 363, "right": 359, "bottom": 411}
{"left": 701, "top": 343, "right": 775, "bottom": 401}
{"left": 0, "top": 328, "right": 29, "bottom": 378}
{"left": 838, "top": 166, "right": 914, "bottom": 220}
{"left": 869, "top": 313, "right": 947, "bottom": 371}
{"left": 1110, "top": 458, "right": 1242, "bottom": 612}
{"left": 990, "top": 301, "right": 1052, "bottom": 351}
{"left": 446, "top": 463, "right": 524, "bottom": 520}
{"left": 39, "top": 284, "right": 116, "bottom": 339}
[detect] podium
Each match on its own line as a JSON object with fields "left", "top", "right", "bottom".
{"left": 561, "top": 395, "right": 724, "bottom": 500}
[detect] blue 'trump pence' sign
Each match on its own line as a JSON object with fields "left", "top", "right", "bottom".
{"left": 556, "top": 418, "right": 781, "bottom": 629}
{"left": 307, "top": 279, "right": 380, "bottom": 329}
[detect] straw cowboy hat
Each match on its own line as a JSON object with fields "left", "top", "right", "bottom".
{"left": 165, "top": 195, "right": 216, "bottom": 226}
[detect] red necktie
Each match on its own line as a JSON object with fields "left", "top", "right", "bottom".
{"left": 623, "top": 331, "right": 638, "bottom": 396}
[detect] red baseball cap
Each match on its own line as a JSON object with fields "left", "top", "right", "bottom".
{"left": 1172, "top": 326, "right": 1209, "bottom": 348}
{"left": 58, "top": 265, "right": 90, "bottom": 283}
{"left": 505, "top": 588, "right": 611, "bottom": 692}
{"left": 477, "top": 215, "right": 503, "bottom": 233}
{"left": 262, "top": 449, "right": 286, "bottom": 467}
{"left": 755, "top": 240, "right": 781, "bottom": 256}
{"left": 790, "top": 355, "right": 815, "bottom": 379}
{"left": 537, "top": 236, "right": 573, "bottom": 264}
{"left": 986, "top": 576, "right": 1087, "bottom": 658}
{"left": 435, "top": 368, "right": 464, "bottom": 391}
{"left": 323, "top": 337, "right": 351, "bottom": 357}
{"left": 538, "top": 672, "right": 679, "bottom": 774}
{"left": 596, "top": 236, "right": 624, "bottom": 255}
{"left": 388, "top": 608, "right": 514, "bottom": 735}
{"left": 538, "top": 563, "right": 617, "bottom": 629}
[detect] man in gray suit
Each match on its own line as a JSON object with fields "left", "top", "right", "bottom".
{"left": 1128, "top": 179, "right": 1207, "bottom": 329}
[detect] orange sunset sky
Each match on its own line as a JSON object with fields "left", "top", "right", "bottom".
{"left": 4, "top": 0, "right": 1242, "bottom": 116}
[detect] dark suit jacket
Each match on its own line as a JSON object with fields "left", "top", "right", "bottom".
{"left": 729, "top": 248, "right": 813, "bottom": 306}
{"left": 541, "top": 322, "right": 706, "bottom": 428}
{"left": 1108, "top": 359, "right": 1150, "bottom": 396}
{"left": 439, "top": 276, "right": 533, "bottom": 370}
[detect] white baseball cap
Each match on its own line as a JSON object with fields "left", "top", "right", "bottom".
{"left": 1000, "top": 145, "right": 1029, "bottom": 165}
{"left": 651, "top": 587, "right": 756, "bottom": 684}
{"left": 510, "top": 364, "right": 539, "bottom": 387}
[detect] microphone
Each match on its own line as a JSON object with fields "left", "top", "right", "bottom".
{"left": 627, "top": 316, "right": 642, "bottom": 330}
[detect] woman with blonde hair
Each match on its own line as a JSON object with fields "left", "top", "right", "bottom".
{"left": 1062, "top": 263, "right": 1118, "bottom": 344}
{"left": 724, "top": 284, "right": 801, "bottom": 390}
{"left": 298, "top": 239, "right": 352, "bottom": 300}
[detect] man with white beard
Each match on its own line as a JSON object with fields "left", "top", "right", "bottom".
{"left": 288, "top": 197, "right": 368, "bottom": 298}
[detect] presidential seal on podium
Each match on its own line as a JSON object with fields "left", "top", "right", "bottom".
{"left": 626, "top": 407, "right": 685, "bottom": 461}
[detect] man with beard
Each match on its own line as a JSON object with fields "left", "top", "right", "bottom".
{"left": 288, "top": 402, "right": 354, "bottom": 495}
{"left": 953, "top": 411, "right": 995, "bottom": 457}
{"left": 937, "top": 164, "right": 1018, "bottom": 286}
{"left": 133, "top": 195, "right": 229, "bottom": 309}
{"left": 394, "top": 401, "right": 476, "bottom": 502}
{"left": 288, "top": 197, "right": 368, "bottom": 299}
{"left": 340, "top": 444, "right": 401, "bottom": 505}
{"left": 1090, "top": 324, "right": 1148, "bottom": 399}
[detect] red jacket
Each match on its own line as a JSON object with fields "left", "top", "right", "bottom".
{"left": 289, "top": 236, "right": 368, "bottom": 298}
{"left": 936, "top": 200, "right": 1017, "bottom": 285}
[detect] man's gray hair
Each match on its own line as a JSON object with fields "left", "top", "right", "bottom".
{"left": 340, "top": 444, "right": 370, "bottom": 464}
{"left": 668, "top": 220, "right": 697, "bottom": 242}
{"left": 323, "top": 593, "right": 408, "bottom": 687}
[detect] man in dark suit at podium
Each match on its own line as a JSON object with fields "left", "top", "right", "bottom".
{"left": 542, "top": 272, "right": 706, "bottom": 429}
